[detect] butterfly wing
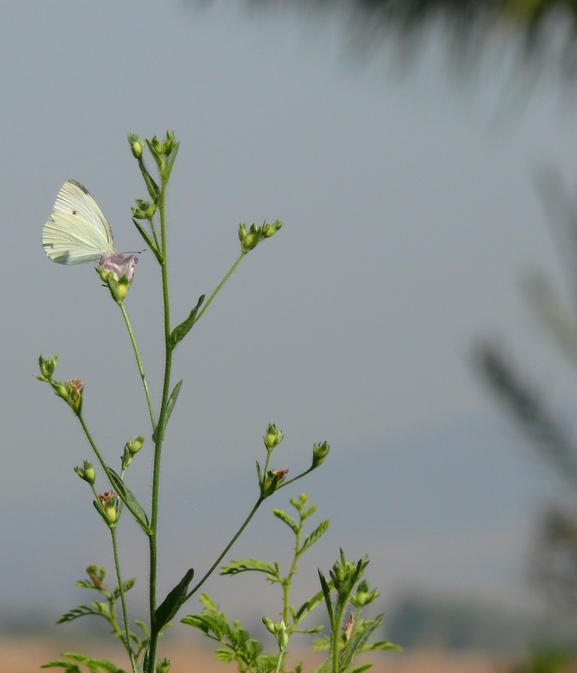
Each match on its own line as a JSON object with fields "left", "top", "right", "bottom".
{"left": 42, "top": 180, "right": 115, "bottom": 264}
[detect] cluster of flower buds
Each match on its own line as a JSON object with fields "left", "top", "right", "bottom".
{"left": 129, "top": 131, "right": 179, "bottom": 185}
{"left": 121, "top": 435, "right": 145, "bottom": 470}
{"left": 262, "top": 617, "right": 289, "bottom": 651}
{"left": 74, "top": 460, "right": 96, "bottom": 486}
{"left": 37, "top": 355, "right": 86, "bottom": 415}
{"left": 329, "top": 551, "right": 369, "bottom": 594}
{"left": 96, "top": 490, "right": 120, "bottom": 526}
{"left": 96, "top": 253, "right": 139, "bottom": 303}
{"left": 238, "top": 219, "right": 283, "bottom": 254}
{"left": 132, "top": 198, "right": 157, "bottom": 220}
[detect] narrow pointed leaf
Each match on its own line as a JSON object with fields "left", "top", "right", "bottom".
{"left": 318, "top": 569, "right": 334, "bottom": 624}
{"left": 295, "top": 588, "right": 326, "bottom": 622}
{"left": 107, "top": 469, "right": 151, "bottom": 535}
{"left": 132, "top": 218, "right": 162, "bottom": 263}
{"left": 153, "top": 567, "right": 194, "bottom": 634}
{"left": 170, "top": 295, "right": 205, "bottom": 348}
{"left": 153, "top": 379, "right": 183, "bottom": 442}
{"left": 165, "top": 379, "right": 182, "bottom": 429}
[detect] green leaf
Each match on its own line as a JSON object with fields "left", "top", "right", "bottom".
{"left": 220, "top": 558, "right": 280, "bottom": 580}
{"left": 131, "top": 219, "right": 162, "bottom": 263}
{"left": 113, "top": 577, "right": 136, "bottom": 600}
{"left": 153, "top": 567, "right": 194, "bottom": 634}
{"left": 340, "top": 615, "right": 384, "bottom": 670}
{"left": 56, "top": 602, "right": 111, "bottom": 624}
{"left": 272, "top": 508, "right": 298, "bottom": 534}
{"left": 165, "top": 379, "right": 182, "bottom": 428}
{"left": 302, "top": 520, "right": 330, "bottom": 553}
{"left": 170, "top": 295, "right": 205, "bottom": 348}
{"left": 42, "top": 653, "right": 129, "bottom": 673}
{"left": 318, "top": 569, "right": 334, "bottom": 625}
{"left": 41, "top": 661, "right": 82, "bottom": 672}
{"left": 107, "top": 469, "right": 151, "bottom": 535}
{"left": 364, "top": 640, "right": 403, "bottom": 652}
{"left": 346, "top": 665, "right": 373, "bottom": 673}
{"left": 152, "top": 380, "right": 183, "bottom": 443}
{"left": 294, "top": 588, "right": 326, "bottom": 622}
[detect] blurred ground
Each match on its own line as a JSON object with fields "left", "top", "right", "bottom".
{"left": 0, "top": 637, "right": 500, "bottom": 673}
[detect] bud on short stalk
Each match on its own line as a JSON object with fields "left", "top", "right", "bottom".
{"left": 128, "top": 133, "right": 145, "bottom": 159}
{"left": 74, "top": 460, "right": 96, "bottom": 486}
{"left": 156, "top": 658, "right": 171, "bottom": 673}
{"left": 312, "top": 441, "right": 330, "bottom": 468}
{"left": 38, "top": 353, "right": 58, "bottom": 381}
{"left": 263, "top": 424, "right": 284, "bottom": 452}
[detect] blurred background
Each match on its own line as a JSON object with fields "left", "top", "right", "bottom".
{"left": 5, "top": 0, "right": 577, "bottom": 668}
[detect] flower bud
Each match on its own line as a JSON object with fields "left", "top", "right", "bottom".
{"left": 50, "top": 380, "right": 69, "bottom": 400}
{"left": 66, "top": 378, "right": 84, "bottom": 414}
{"left": 98, "top": 490, "right": 119, "bottom": 525}
{"left": 263, "top": 424, "right": 284, "bottom": 451}
{"left": 312, "top": 441, "right": 330, "bottom": 468}
{"left": 74, "top": 460, "right": 96, "bottom": 486}
{"left": 38, "top": 354, "right": 58, "bottom": 381}
{"left": 261, "top": 468, "right": 289, "bottom": 498}
{"left": 156, "top": 658, "right": 171, "bottom": 673}
{"left": 97, "top": 253, "right": 139, "bottom": 303}
{"left": 132, "top": 199, "right": 157, "bottom": 220}
{"left": 128, "top": 133, "right": 145, "bottom": 159}
{"left": 277, "top": 621, "right": 289, "bottom": 650}
{"left": 121, "top": 435, "right": 145, "bottom": 470}
{"left": 238, "top": 222, "right": 264, "bottom": 253}
{"left": 262, "top": 220, "right": 283, "bottom": 238}
{"left": 130, "top": 435, "right": 145, "bottom": 453}
{"left": 262, "top": 617, "right": 289, "bottom": 650}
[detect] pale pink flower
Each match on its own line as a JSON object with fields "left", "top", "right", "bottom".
{"left": 99, "top": 253, "right": 138, "bottom": 281}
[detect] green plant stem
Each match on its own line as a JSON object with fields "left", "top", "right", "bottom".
{"left": 185, "top": 495, "right": 265, "bottom": 601}
{"left": 146, "top": 176, "right": 172, "bottom": 673}
{"left": 194, "top": 252, "right": 245, "bottom": 324}
{"left": 333, "top": 599, "right": 348, "bottom": 673}
{"left": 278, "top": 466, "right": 315, "bottom": 491}
{"left": 283, "top": 528, "right": 302, "bottom": 625}
{"left": 111, "top": 527, "right": 138, "bottom": 673}
{"left": 275, "top": 648, "right": 286, "bottom": 673}
{"left": 118, "top": 302, "right": 156, "bottom": 430}
{"left": 77, "top": 415, "right": 115, "bottom": 481}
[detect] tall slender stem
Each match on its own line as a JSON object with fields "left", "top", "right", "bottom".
{"left": 119, "top": 302, "right": 156, "bottom": 431}
{"left": 146, "top": 173, "right": 173, "bottom": 673}
{"left": 111, "top": 527, "right": 138, "bottom": 673}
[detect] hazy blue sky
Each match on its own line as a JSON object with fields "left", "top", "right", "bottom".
{"left": 3, "top": 0, "right": 577, "bottom": 632}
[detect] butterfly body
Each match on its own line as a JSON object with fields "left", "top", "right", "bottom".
{"left": 42, "top": 179, "right": 116, "bottom": 264}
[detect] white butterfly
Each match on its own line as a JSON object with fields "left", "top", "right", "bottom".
{"left": 42, "top": 179, "right": 116, "bottom": 264}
